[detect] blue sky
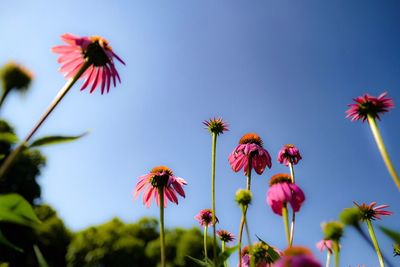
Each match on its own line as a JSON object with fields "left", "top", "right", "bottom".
{"left": 1, "top": 0, "right": 400, "bottom": 265}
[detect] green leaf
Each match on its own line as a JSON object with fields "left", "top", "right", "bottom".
{"left": 0, "top": 133, "right": 18, "bottom": 144}
{"left": 29, "top": 132, "right": 89, "bottom": 148}
{"left": 215, "top": 245, "right": 238, "bottom": 266}
{"left": 380, "top": 226, "right": 400, "bottom": 244}
{"left": 0, "top": 194, "right": 41, "bottom": 226}
{"left": 33, "top": 245, "right": 49, "bottom": 267}
{"left": 0, "top": 228, "right": 22, "bottom": 252}
{"left": 186, "top": 256, "right": 212, "bottom": 267}
{"left": 255, "top": 235, "right": 280, "bottom": 261}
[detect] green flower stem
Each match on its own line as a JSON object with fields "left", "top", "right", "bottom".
{"left": 238, "top": 159, "right": 252, "bottom": 267}
{"left": 211, "top": 132, "right": 217, "bottom": 262}
{"left": 0, "top": 61, "right": 91, "bottom": 180}
{"left": 159, "top": 188, "right": 166, "bottom": 267}
{"left": 288, "top": 162, "right": 296, "bottom": 247}
{"left": 221, "top": 241, "right": 227, "bottom": 267}
{"left": 282, "top": 204, "right": 290, "bottom": 246}
{"left": 204, "top": 226, "right": 208, "bottom": 260}
{"left": 367, "top": 115, "right": 400, "bottom": 191}
{"left": 333, "top": 240, "right": 340, "bottom": 267}
{"left": 325, "top": 252, "right": 331, "bottom": 267}
{"left": 367, "top": 219, "right": 385, "bottom": 267}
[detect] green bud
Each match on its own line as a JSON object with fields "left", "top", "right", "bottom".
{"left": 322, "top": 221, "right": 344, "bottom": 242}
{"left": 339, "top": 207, "right": 361, "bottom": 226}
{"left": 235, "top": 189, "right": 252, "bottom": 207}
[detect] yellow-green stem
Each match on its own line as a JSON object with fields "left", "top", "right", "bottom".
{"left": 211, "top": 132, "right": 217, "bottom": 262}
{"left": 159, "top": 188, "right": 166, "bottom": 267}
{"left": 0, "top": 61, "right": 91, "bottom": 180}
{"left": 367, "top": 115, "right": 400, "bottom": 191}
{"left": 367, "top": 220, "right": 385, "bottom": 267}
{"left": 204, "top": 226, "right": 208, "bottom": 260}
{"left": 288, "top": 162, "right": 295, "bottom": 247}
{"left": 325, "top": 252, "right": 331, "bottom": 267}
{"left": 221, "top": 241, "right": 227, "bottom": 267}
{"left": 333, "top": 240, "right": 340, "bottom": 267}
{"left": 282, "top": 204, "right": 290, "bottom": 246}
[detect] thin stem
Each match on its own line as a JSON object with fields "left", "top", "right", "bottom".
{"left": 282, "top": 204, "right": 290, "bottom": 246}
{"left": 204, "top": 226, "right": 208, "bottom": 260}
{"left": 222, "top": 241, "right": 227, "bottom": 267}
{"left": 367, "top": 115, "right": 400, "bottom": 191}
{"left": 0, "top": 61, "right": 91, "bottom": 180}
{"left": 367, "top": 220, "right": 385, "bottom": 267}
{"left": 0, "top": 89, "right": 10, "bottom": 108}
{"left": 325, "top": 252, "right": 331, "bottom": 267}
{"left": 288, "top": 162, "right": 295, "bottom": 247}
{"left": 159, "top": 188, "right": 166, "bottom": 267}
{"left": 333, "top": 240, "right": 340, "bottom": 267}
{"left": 211, "top": 132, "right": 217, "bottom": 262}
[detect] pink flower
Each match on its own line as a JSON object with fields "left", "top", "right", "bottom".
{"left": 346, "top": 92, "right": 394, "bottom": 122}
{"left": 228, "top": 133, "right": 272, "bottom": 175}
{"left": 52, "top": 33, "right": 125, "bottom": 94}
{"left": 267, "top": 174, "right": 305, "bottom": 216}
{"left": 273, "top": 247, "right": 321, "bottom": 267}
{"left": 194, "top": 209, "right": 218, "bottom": 227}
{"left": 203, "top": 117, "right": 229, "bottom": 135}
{"left": 217, "top": 230, "right": 235, "bottom": 243}
{"left": 316, "top": 239, "right": 333, "bottom": 254}
{"left": 133, "top": 166, "right": 187, "bottom": 208}
{"left": 354, "top": 202, "right": 393, "bottom": 221}
{"left": 277, "top": 144, "right": 302, "bottom": 166}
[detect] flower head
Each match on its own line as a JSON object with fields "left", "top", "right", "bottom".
{"left": 0, "top": 61, "right": 33, "bottom": 92}
{"left": 133, "top": 166, "right": 187, "bottom": 208}
{"left": 239, "top": 244, "right": 280, "bottom": 267}
{"left": 274, "top": 246, "right": 321, "bottom": 267}
{"left": 228, "top": 133, "right": 272, "bottom": 175}
{"left": 52, "top": 33, "right": 125, "bottom": 94}
{"left": 217, "top": 230, "right": 235, "bottom": 243}
{"left": 321, "top": 221, "right": 344, "bottom": 242}
{"left": 194, "top": 209, "right": 218, "bottom": 227}
{"left": 267, "top": 174, "right": 305, "bottom": 216}
{"left": 235, "top": 189, "right": 253, "bottom": 207}
{"left": 203, "top": 117, "right": 229, "bottom": 135}
{"left": 354, "top": 202, "right": 393, "bottom": 221}
{"left": 316, "top": 239, "right": 333, "bottom": 254}
{"left": 277, "top": 144, "right": 302, "bottom": 166}
{"left": 346, "top": 92, "right": 394, "bottom": 122}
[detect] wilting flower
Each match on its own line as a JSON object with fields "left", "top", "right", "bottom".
{"left": 267, "top": 174, "right": 305, "bottom": 216}
{"left": 133, "top": 166, "right": 187, "bottom": 208}
{"left": 346, "top": 92, "right": 394, "bottom": 122}
{"left": 239, "top": 244, "right": 280, "bottom": 267}
{"left": 195, "top": 209, "right": 218, "bottom": 227}
{"left": 228, "top": 133, "right": 272, "bottom": 175}
{"left": 0, "top": 61, "right": 33, "bottom": 92}
{"left": 52, "top": 33, "right": 125, "bottom": 94}
{"left": 274, "top": 246, "right": 321, "bottom": 267}
{"left": 217, "top": 230, "right": 235, "bottom": 243}
{"left": 354, "top": 202, "right": 393, "bottom": 221}
{"left": 203, "top": 117, "right": 229, "bottom": 135}
{"left": 277, "top": 144, "right": 302, "bottom": 166}
{"left": 316, "top": 239, "right": 333, "bottom": 254}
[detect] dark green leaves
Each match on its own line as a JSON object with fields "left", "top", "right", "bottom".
{"left": 0, "top": 193, "right": 40, "bottom": 226}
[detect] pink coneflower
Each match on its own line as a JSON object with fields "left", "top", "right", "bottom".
{"left": 52, "top": 33, "right": 125, "bottom": 94}
{"left": 316, "top": 239, "right": 333, "bottom": 254}
{"left": 346, "top": 92, "right": 394, "bottom": 122}
{"left": 277, "top": 144, "right": 302, "bottom": 167}
{"left": 133, "top": 166, "right": 187, "bottom": 208}
{"left": 195, "top": 209, "right": 218, "bottom": 227}
{"left": 354, "top": 202, "right": 393, "bottom": 221}
{"left": 267, "top": 174, "right": 305, "bottom": 216}
{"left": 217, "top": 230, "right": 235, "bottom": 243}
{"left": 203, "top": 117, "right": 229, "bottom": 135}
{"left": 273, "top": 247, "right": 321, "bottom": 267}
{"left": 228, "top": 133, "right": 272, "bottom": 175}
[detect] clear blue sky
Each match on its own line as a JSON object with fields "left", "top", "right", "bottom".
{"left": 1, "top": 0, "right": 400, "bottom": 265}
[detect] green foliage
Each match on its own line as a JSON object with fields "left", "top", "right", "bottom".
{"left": 0, "top": 194, "right": 40, "bottom": 226}
{"left": 33, "top": 245, "right": 49, "bottom": 267}
{"left": 29, "top": 132, "right": 88, "bottom": 148}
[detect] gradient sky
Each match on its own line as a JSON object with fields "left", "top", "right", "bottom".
{"left": 1, "top": 0, "right": 400, "bottom": 266}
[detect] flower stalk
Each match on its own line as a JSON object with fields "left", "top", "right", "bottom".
{"left": 203, "top": 225, "right": 208, "bottom": 260}
{"left": 325, "top": 251, "right": 331, "bottom": 267}
{"left": 211, "top": 132, "right": 217, "bottom": 262}
{"left": 332, "top": 240, "right": 339, "bottom": 267}
{"left": 159, "top": 187, "right": 166, "bottom": 267}
{"left": 288, "top": 161, "right": 296, "bottom": 247}
{"left": 366, "top": 219, "right": 385, "bottom": 267}
{"left": 367, "top": 114, "right": 400, "bottom": 191}
{"left": 282, "top": 204, "right": 290, "bottom": 246}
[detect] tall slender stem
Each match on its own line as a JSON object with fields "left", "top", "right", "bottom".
{"left": 282, "top": 204, "right": 290, "bottom": 246}
{"left": 288, "top": 162, "right": 295, "bottom": 247}
{"left": 0, "top": 89, "right": 10, "bottom": 108}
{"left": 0, "top": 61, "right": 90, "bottom": 180}
{"left": 333, "top": 240, "right": 340, "bottom": 267}
{"left": 325, "top": 252, "right": 331, "bottom": 267}
{"left": 159, "top": 188, "right": 166, "bottom": 267}
{"left": 238, "top": 158, "right": 252, "bottom": 267}
{"left": 367, "top": 115, "right": 400, "bottom": 191}
{"left": 204, "top": 226, "right": 208, "bottom": 260}
{"left": 222, "top": 241, "right": 227, "bottom": 267}
{"left": 211, "top": 132, "right": 217, "bottom": 262}
{"left": 366, "top": 220, "right": 385, "bottom": 267}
